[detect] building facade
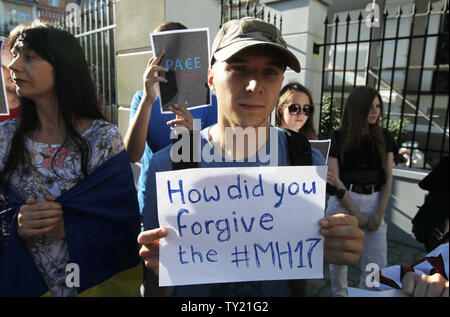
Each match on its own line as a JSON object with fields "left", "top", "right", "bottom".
{"left": 36, "top": 0, "right": 66, "bottom": 21}
{"left": 0, "top": 0, "right": 37, "bottom": 36}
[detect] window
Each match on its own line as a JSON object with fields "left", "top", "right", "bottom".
{"left": 7, "top": 8, "right": 31, "bottom": 29}
{"left": 48, "top": 0, "right": 60, "bottom": 7}
{"left": 17, "top": 10, "right": 31, "bottom": 24}
{"left": 7, "top": 9, "right": 17, "bottom": 25}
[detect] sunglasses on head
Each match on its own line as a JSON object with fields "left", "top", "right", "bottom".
{"left": 287, "top": 104, "right": 313, "bottom": 116}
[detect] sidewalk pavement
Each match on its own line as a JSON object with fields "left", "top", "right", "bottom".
{"left": 303, "top": 239, "right": 427, "bottom": 297}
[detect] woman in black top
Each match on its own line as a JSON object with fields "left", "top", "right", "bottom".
{"left": 326, "top": 86, "right": 395, "bottom": 296}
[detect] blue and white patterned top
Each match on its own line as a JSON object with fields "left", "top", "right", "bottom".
{"left": 0, "top": 119, "right": 124, "bottom": 296}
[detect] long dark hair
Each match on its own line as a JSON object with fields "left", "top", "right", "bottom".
{"left": 340, "top": 86, "right": 385, "bottom": 166}
{"left": 0, "top": 20, "right": 106, "bottom": 187}
{"left": 276, "top": 82, "right": 317, "bottom": 140}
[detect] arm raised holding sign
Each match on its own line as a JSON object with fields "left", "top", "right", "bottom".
{"left": 123, "top": 49, "right": 197, "bottom": 163}
{"left": 124, "top": 49, "right": 169, "bottom": 163}
{"left": 124, "top": 24, "right": 197, "bottom": 163}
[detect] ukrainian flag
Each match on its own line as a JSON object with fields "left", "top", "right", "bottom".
{"left": 0, "top": 150, "right": 142, "bottom": 296}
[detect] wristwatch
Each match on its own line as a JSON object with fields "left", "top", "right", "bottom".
{"left": 336, "top": 188, "right": 346, "bottom": 199}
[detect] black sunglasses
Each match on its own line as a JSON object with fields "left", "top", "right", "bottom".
{"left": 287, "top": 104, "right": 313, "bottom": 116}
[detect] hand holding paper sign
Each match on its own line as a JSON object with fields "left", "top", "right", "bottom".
{"left": 150, "top": 28, "right": 211, "bottom": 112}
{"left": 138, "top": 227, "right": 168, "bottom": 276}
{"left": 142, "top": 49, "right": 168, "bottom": 105}
{"left": 320, "top": 214, "right": 364, "bottom": 265}
{"left": 167, "top": 103, "right": 194, "bottom": 131}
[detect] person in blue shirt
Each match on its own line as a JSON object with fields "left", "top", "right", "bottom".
{"left": 124, "top": 22, "right": 217, "bottom": 215}
{"left": 138, "top": 17, "right": 364, "bottom": 297}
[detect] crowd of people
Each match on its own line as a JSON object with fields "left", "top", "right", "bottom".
{"left": 0, "top": 17, "right": 447, "bottom": 298}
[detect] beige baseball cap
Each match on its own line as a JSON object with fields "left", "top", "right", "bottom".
{"left": 211, "top": 17, "right": 301, "bottom": 73}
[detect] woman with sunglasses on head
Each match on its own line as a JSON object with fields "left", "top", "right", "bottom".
{"left": 325, "top": 86, "right": 395, "bottom": 297}
{"left": 0, "top": 20, "right": 141, "bottom": 296}
{"left": 276, "top": 82, "right": 317, "bottom": 140}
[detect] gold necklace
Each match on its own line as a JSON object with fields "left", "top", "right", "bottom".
{"left": 26, "top": 155, "right": 50, "bottom": 197}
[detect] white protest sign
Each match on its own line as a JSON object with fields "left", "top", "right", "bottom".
{"left": 156, "top": 166, "right": 327, "bottom": 287}
{"left": 0, "top": 39, "right": 10, "bottom": 116}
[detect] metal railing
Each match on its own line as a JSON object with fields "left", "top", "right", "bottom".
{"left": 318, "top": 1, "right": 449, "bottom": 170}
{"left": 219, "top": 0, "right": 282, "bottom": 30}
{"left": 58, "top": 0, "right": 118, "bottom": 124}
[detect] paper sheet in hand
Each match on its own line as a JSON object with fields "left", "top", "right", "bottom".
{"left": 309, "top": 139, "right": 331, "bottom": 164}
{"left": 156, "top": 166, "right": 327, "bottom": 287}
{"left": 0, "top": 39, "right": 10, "bottom": 116}
{"left": 150, "top": 28, "right": 211, "bottom": 113}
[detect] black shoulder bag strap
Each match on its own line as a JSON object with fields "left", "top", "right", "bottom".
{"left": 171, "top": 130, "right": 199, "bottom": 171}
{"left": 282, "top": 128, "right": 313, "bottom": 166}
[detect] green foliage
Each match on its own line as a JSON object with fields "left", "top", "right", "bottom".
{"left": 319, "top": 96, "right": 341, "bottom": 139}
{"left": 384, "top": 117, "right": 410, "bottom": 145}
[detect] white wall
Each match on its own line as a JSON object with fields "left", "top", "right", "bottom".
{"left": 116, "top": 0, "right": 221, "bottom": 137}
{"left": 387, "top": 167, "right": 429, "bottom": 248}
{"left": 165, "top": 0, "right": 221, "bottom": 49}
{"left": 264, "top": 0, "right": 328, "bottom": 130}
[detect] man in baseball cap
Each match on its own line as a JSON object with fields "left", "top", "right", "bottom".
{"left": 210, "top": 17, "right": 301, "bottom": 72}
{"left": 138, "top": 17, "right": 364, "bottom": 297}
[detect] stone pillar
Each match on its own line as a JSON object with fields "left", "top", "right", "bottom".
{"left": 165, "top": 0, "right": 220, "bottom": 43}
{"left": 263, "top": 0, "right": 328, "bottom": 129}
